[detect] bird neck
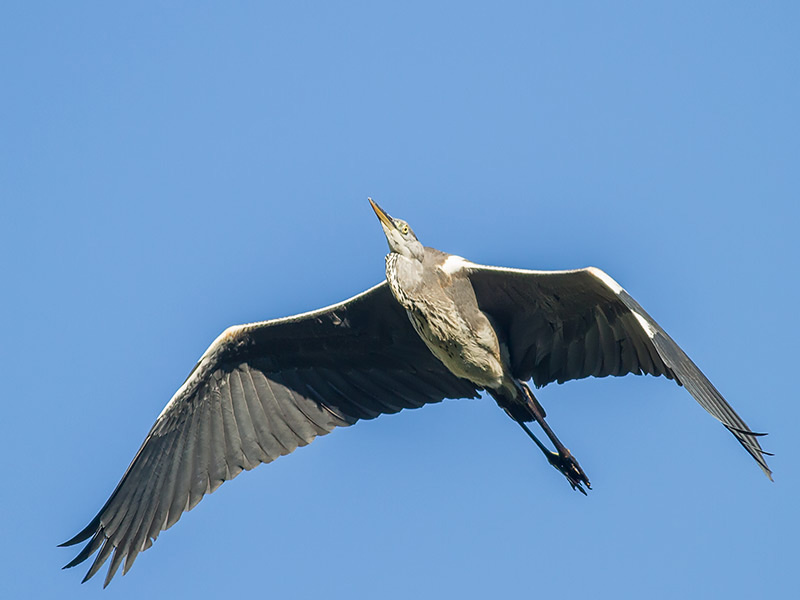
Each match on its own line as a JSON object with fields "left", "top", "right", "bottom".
{"left": 385, "top": 252, "right": 424, "bottom": 307}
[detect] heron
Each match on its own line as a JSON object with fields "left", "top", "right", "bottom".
{"left": 62, "top": 199, "right": 771, "bottom": 586}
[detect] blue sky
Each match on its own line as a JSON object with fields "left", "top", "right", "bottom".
{"left": 2, "top": 3, "right": 798, "bottom": 598}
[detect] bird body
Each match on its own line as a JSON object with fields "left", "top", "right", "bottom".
{"left": 386, "top": 248, "right": 505, "bottom": 390}
{"left": 61, "top": 199, "right": 771, "bottom": 587}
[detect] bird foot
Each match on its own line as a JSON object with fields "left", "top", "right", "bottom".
{"left": 546, "top": 449, "right": 591, "bottom": 495}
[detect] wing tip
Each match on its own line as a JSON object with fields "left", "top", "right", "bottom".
{"left": 723, "top": 425, "right": 774, "bottom": 481}
{"left": 758, "top": 460, "right": 774, "bottom": 482}
{"left": 58, "top": 526, "right": 93, "bottom": 548}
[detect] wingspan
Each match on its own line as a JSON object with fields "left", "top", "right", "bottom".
{"left": 61, "top": 283, "right": 479, "bottom": 586}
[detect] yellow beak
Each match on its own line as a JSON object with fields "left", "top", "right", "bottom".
{"left": 369, "top": 198, "right": 395, "bottom": 230}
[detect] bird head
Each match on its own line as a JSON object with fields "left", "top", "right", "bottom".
{"left": 369, "top": 198, "right": 425, "bottom": 261}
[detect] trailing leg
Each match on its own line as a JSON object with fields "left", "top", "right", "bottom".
{"left": 491, "top": 382, "right": 591, "bottom": 494}
{"left": 519, "top": 382, "right": 591, "bottom": 493}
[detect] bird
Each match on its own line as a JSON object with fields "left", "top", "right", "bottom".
{"left": 61, "top": 199, "right": 772, "bottom": 586}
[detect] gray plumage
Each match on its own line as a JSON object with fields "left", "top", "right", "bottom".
{"left": 61, "top": 200, "right": 771, "bottom": 587}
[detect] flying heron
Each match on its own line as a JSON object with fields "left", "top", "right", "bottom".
{"left": 62, "top": 199, "right": 771, "bottom": 586}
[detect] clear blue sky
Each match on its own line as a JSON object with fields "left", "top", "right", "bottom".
{"left": 2, "top": 3, "right": 798, "bottom": 598}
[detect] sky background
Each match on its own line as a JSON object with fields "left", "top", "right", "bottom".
{"left": 2, "top": 3, "right": 798, "bottom": 599}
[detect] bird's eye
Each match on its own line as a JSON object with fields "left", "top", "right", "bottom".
{"left": 401, "top": 224, "right": 409, "bottom": 235}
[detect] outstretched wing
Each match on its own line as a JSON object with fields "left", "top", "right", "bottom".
{"left": 61, "top": 282, "right": 479, "bottom": 586}
{"left": 466, "top": 264, "right": 771, "bottom": 478}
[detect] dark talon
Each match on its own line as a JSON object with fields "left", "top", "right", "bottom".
{"left": 547, "top": 449, "right": 591, "bottom": 494}
{"left": 512, "top": 418, "right": 591, "bottom": 493}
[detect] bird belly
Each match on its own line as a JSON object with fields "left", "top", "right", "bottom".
{"left": 404, "top": 306, "right": 504, "bottom": 389}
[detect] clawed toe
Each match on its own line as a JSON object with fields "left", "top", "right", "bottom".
{"left": 547, "top": 450, "right": 591, "bottom": 494}
{"left": 510, "top": 418, "right": 592, "bottom": 494}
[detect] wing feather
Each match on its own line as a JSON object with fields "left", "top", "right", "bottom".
{"left": 188, "top": 387, "right": 215, "bottom": 506}
{"left": 596, "top": 305, "right": 620, "bottom": 377}
{"left": 229, "top": 370, "right": 264, "bottom": 466}
{"left": 206, "top": 387, "right": 231, "bottom": 489}
{"left": 144, "top": 422, "right": 186, "bottom": 547}
{"left": 239, "top": 368, "right": 281, "bottom": 463}
{"left": 250, "top": 369, "right": 306, "bottom": 454}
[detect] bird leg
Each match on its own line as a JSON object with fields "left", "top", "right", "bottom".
{"left": 517, "top": 385, "right": 592, "bottom": 494}
{"left": 516, "top": 419, "right": 591, "bottom": 495}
